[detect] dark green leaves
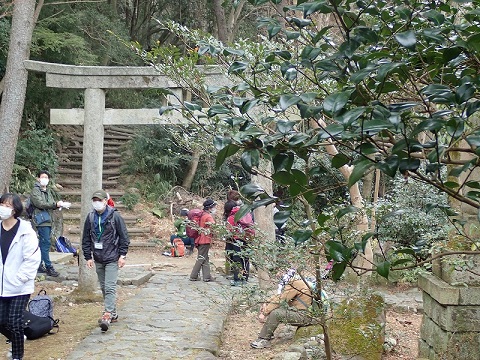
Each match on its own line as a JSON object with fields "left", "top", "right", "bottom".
{"left": 323, "top": 91, "right": 353, "bottom": 116}
{"left": 216, "top": 144, "right": 239, "bottom": 169}
{"left": 395, "top": 30, "right": 416, "bottom": 49}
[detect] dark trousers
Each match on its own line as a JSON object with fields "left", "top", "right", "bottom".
{"left": 0, "top": 294, "right": 30, "bottom": 359}
{"left": 229, "top": 240, "right": 249, "bottom": 282}
{"left": 190, "top": 244, "right": 212, "bottom": 280}
{"left": 259, "top": 307, "right": 312, "bottom": 339}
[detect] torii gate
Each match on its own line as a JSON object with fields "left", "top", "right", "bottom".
{"left": 23, "top": 60, "right": 275, "bottom": 288}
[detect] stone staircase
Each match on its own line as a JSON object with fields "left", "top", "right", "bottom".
{"left": 54, "top": 125, "right": 153, "bottom": 247}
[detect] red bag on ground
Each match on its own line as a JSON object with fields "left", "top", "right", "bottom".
{"left": 171, "top": 238, "right": 185, "bottom": 257}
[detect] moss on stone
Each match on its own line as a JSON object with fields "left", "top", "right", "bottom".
{"left": 329, "top": 292, "right": 385, "bottom": 360}
{"left": 294, "top": 324, "right": 323, "bottom": 340}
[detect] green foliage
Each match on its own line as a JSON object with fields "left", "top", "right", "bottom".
{"left": 135, "top": 176, "right": 172, "bottom": 203}
{"left": 155, "top": 0, "right": 480, "bottom": 279}
{"left": 377, "top": 174, "right": 449, "bottom": 250}
{"left": 123, "top": 126, "right": 190, "bottom": 182}
{"left": 123, "top": 125, "right": 250, "bottom": 199}
{"left": 120, "top": 191, "right": 141, "bottom": 211}
{"left": 0, "top": 18, "right": 9, "bottom": 75}
{"left": 12, "top": 124, "right": 58, "bottom": 194}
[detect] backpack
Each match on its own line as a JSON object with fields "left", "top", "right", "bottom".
{"left": 171, "top": 238, "right": 185, "bottom": 257}
{"left": 231, "top": 211, "right": 255, "bottom": 241}
{"left": 186, "top": 209, "right": 204, "bottom": 239}
{"left": 27, "top": 290, "right": 59, "bottom": 329}
{"left": 23, "top": 310, "right": 57, "bottom": 340}
{"left": 88, "top": 211, "right": 118, "bottom": 240}
{"left": 55, "top": 236, "right": 78, "bottom": 256}
{"left": 24, "top": 197, "right": 35, "bottom": 219}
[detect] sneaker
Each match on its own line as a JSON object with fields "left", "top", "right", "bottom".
{"left": 37, "top": 264, "right": 46, "bottom": 273}
{"left": 203, "top": 277, "right": 216, "bottom": 282}
{"left": 46, "top": 266, "right": 59, "bottom": 277}
{"left": 250, "top": 338, "right": 271, "bottom": 349}
{"left": 189, "top": 277, "right": 200, "bottom": 281}
{"left": 230, "top": 280, "right": 243, "bottom": 287}
{"left": 98, "top": 312, "right": 118, "bottom": 324}
{"left": 111, "top": 313, "right": 118, "bottom": 323}
{"left": 100, "top": 312, "right": 111, "bottom": 331}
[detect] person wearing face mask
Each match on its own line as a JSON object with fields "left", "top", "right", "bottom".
{"left": 189, "top": 199, "right": 217, "bottom": 282}
{"left": 0, "top": 193, "right": 41, "bottom": 360}
{"left": 81, "top": 189, "right": 129, "bottom": 332}
{"left": 30, "top": 170, "right": 68, "bottom": 277}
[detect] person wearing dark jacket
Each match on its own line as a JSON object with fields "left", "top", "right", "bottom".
{"left": 30, "top": 169, "right": 70, "bottom": 277}
{"left": 82, "top": 189, "right": 129, "bottom": 332}
{"left": 0, "top": 193, "right": 41, "bottom": 360}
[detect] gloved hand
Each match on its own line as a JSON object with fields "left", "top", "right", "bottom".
{"left": 58, "top": 201, "right": 71, "bottom": 209}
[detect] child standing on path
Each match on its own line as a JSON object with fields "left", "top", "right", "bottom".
{"left": 189, "top": 199, "right": 216, "bottom": 282}
{"left": 82, "top": 189, "right": 130, "bottom": 332}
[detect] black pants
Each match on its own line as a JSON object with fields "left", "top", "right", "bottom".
{"left": 229, "top": 239, "right": 250, "bottom": 282}
{"left": 0, "top": 294, "right": 30, "bottom": 359}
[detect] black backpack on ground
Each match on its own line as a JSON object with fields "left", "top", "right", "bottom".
{"left": 24, "top": 289, "right": 59, "bottom": 339}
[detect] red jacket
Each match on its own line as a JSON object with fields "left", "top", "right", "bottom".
{"left": 195, "top": 211, "right": 215, "bottom": 246}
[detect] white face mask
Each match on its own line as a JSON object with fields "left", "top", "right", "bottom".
{"left": 210, "top": 208, "right": 217, "bottom": 215}
{"left": 0, "top": 205, "right": 13, "bottom": 220}
{"left": 92, "top": 201, "right": 106, "bottom": 212}
{"left": 39, "top": 178, "right": 49, "bottom": 187}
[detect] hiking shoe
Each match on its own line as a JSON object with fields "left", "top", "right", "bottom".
{"left": 37, "top": 264, "right": 46, "bottom": 273}
{"left": 46, "top": 266, "right": 59, "bottom": 277}
{"left": 100, "top": 312, "right": 111, "bottom": 331}
{"left": 98, "top": 312, "right": 118, "bottom": 324}
{"left": 250, "top": 338, "right": 271, "bottom": 349}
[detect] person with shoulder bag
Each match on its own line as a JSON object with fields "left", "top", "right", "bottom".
{"left": 30, "top": 170, "right": 70, "bottom": 277}
{"left": 189, "top": 199, "right": 217, "bottom": 282}
{"left": 0, "top": 193, "right": 41, "bottom": 360}
{"left": 81, "top": 189, "right": 130, "bottom": 332}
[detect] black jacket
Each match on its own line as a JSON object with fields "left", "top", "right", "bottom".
{"left": 82, "top": 206, "right": 129, "bottom": 264}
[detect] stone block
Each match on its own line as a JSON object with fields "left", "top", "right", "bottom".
{"left": 329, "top": 292, "right": 385, "bottom": 360}
{"left": 418, "top": 274, "right": 459, "bottom": 305}
{"left": 423, "top": 292, "right": 480, "bottom": 332}
{"left": 459, "top": 286, "right": 480, "bottom": 305}
{"left": 418, "top": 339, "right": 434, "bottom": 359}
{"left": 420, "top": 316, "right": 480, "bottom": 359}
{"left": 118, "top": 271, "right": 153, "bottom": 286}
{"left": 439, "top": 254, "right": 480, "bottom": 287}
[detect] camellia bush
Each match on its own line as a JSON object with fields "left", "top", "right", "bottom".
{"left": 130, "top": 3, "right": 480, "bottom": 357}
{"left": 143, "top": 0, "right": 480, "bottom": 283}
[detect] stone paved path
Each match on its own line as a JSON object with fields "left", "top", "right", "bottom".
{"left": 47, "top": 253, "right": 424, "bottom": 359}
{"left": 66, "top": 272, "right": 231, "bottom": 360}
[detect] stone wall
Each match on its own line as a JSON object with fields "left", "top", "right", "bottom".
{"left": 418, "top": 272, "right": 480, "bottom": 359}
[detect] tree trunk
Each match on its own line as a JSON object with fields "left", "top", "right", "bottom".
{"left": 312, "top": 119, "right": 373, "bottom": 272}
{"left": 252, "top": 158, "right": 276, "bottom": 289}
{"left": 0, "top": 0, "right": 37, "bottom": 192}
{"left": 182, "top": 148, "right": 200, "bottom": 191}
{"left": 213, "top": 0, "right": 228, "bottom": 43}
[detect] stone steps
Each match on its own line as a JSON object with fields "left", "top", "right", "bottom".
{"left": 59, "top": 179, "right": 118, "bottom": 187}
{"left": 55, "top": 125, "right": 155, "bottom": 246}
{"left": 58, "top": 161, "right": 122, "bottom": 168}
{"left": 58, "top": 168, "right": 121, "bottom": 176}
